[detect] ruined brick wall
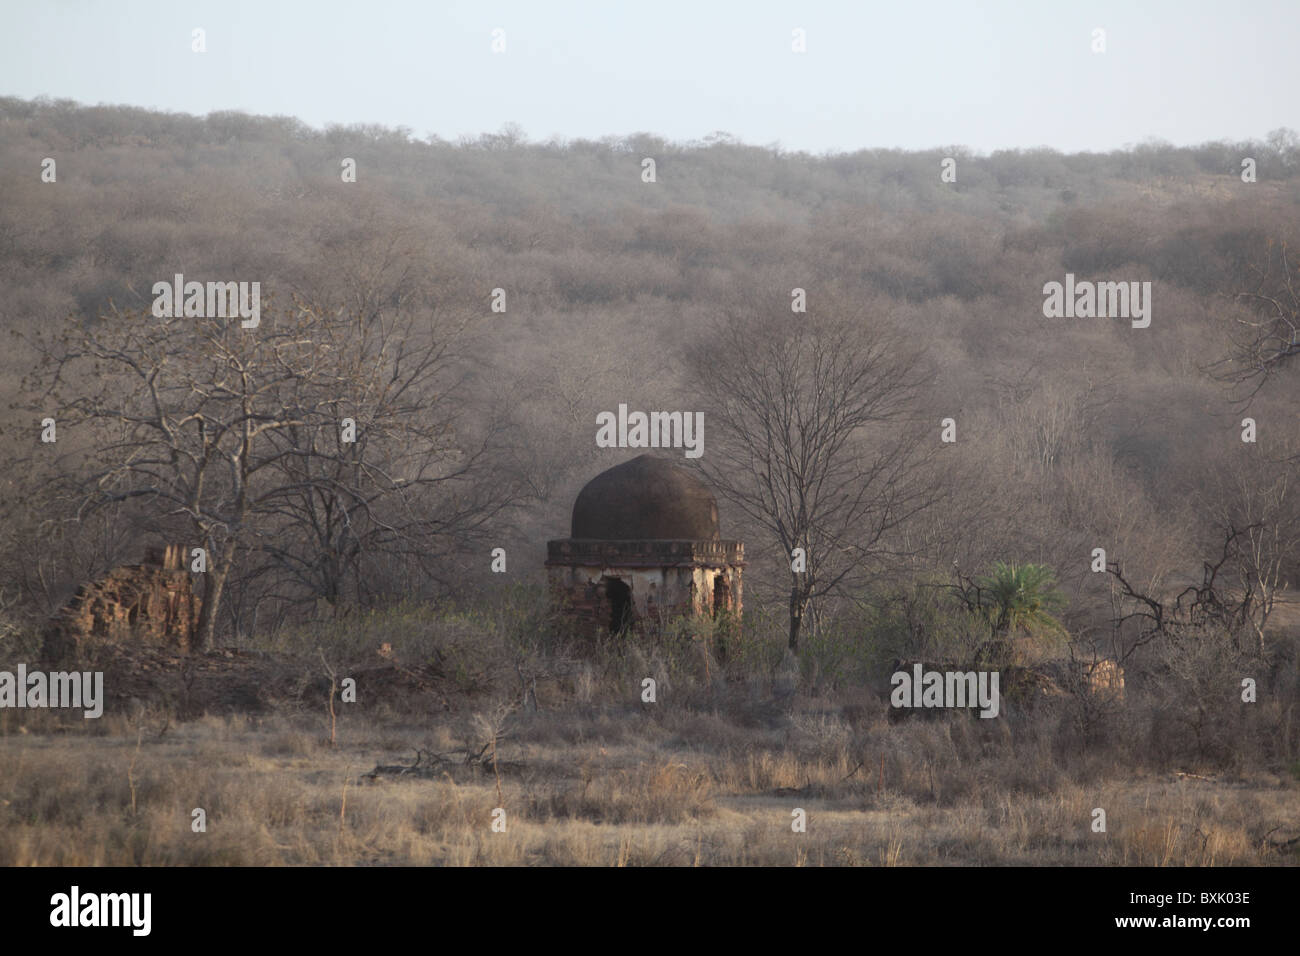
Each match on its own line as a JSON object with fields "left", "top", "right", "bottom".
{"left": 547, "top": 566, "right": 698, "bottom": 636}
{"left": 1080, "top": 659, "right": 1125, "bottom": 700}
{"left": 546, "top": 538, "right": 745, "bottom": 636}
{"left": 42, "top": 544, "right": 199, "bottom": 661}
{"left": 548, "top": 563, "right": 743, "bottom": 636}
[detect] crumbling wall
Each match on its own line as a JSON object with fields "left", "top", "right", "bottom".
{"left": 548, "top": 561, "right": 744, "bottom": 636}
{"left": 1079, "top": 658, "right": 1125, "bottom": 700}
{"left": 42, "top": 544, "right": 199, "bottom": 662}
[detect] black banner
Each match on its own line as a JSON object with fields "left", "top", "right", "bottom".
{"left": 0, "top": 865, "right": 1280, "bottom": 943}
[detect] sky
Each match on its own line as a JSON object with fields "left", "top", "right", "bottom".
{"left": 1, "top": 0, "right": 1296, "bottom": 154}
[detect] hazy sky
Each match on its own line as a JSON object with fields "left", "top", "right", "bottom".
{"left": 2, "top": 0, "right": 1295, "bottom": 153}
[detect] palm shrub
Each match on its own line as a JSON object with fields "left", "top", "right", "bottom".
{"left": 961, "top": 561, "right": 1067, "bottom": 664}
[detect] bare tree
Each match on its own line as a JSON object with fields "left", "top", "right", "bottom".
{"left": 687, "top": 292, "right": 941, "bottom": 651}
{"left": 249, "top": 299, "right": 530, "bottom": 619}
{"left": 24, "top": 293, "right": 527, "bottom": 648}
{"left": 1207, "top": 239, "right": 1300, "bottom": 405}
{"left": 1105, "top": 514, "right": 1291, "bottom": 662}
{"left": 1202, "top": 448, "right": 1300, "bottom": 652}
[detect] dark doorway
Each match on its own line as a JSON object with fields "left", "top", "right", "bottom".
{"left": 605, "top": 577, "right": 633, "bottom": 633}
{"left": 712, "top": 575, "right": 731, "bottom": 617}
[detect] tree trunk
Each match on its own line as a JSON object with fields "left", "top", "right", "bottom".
{"left": 788, "top": 584, "right": 809, "bottom": 652}
{"left": 194, "top": 539, "right": 236, "bottom": 652}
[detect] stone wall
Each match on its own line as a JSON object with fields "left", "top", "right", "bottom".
{"left": 1078, "top": 658, "right": 1125, "bottom": 700}
{"left": 548, "top": 555, "right": 743, "bottom": 636}
{"left": 42, "top": 544, "right": 199, "bottom": 662}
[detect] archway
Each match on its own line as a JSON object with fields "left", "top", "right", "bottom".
{"left": 712, "top": 574, "right": 731, "bottom": 617}
{"left": 604, "top": 576, "right": 633, "bottom": 633}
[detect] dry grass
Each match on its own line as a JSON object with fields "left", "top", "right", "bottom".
{"left": 1, "top": 702, "right": 1295, "bottom": 866}
{"left": 2, "top": 599, "right": 1295, "bottom": 866}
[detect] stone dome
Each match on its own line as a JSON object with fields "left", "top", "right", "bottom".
{"left": 570, "top": 455, "right": 720, "bottom": 540}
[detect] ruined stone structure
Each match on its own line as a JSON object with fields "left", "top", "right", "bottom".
{"left": 547, "top": 455, "right": 744, "bottom": 635}
{"left": 1077, "top": 658, "right": 1125, "bottom": 700}
{"left": 42, "top": 544, "right": 199, "bottom": 661}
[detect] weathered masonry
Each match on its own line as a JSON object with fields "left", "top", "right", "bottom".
{"left": 547, "top": 455, "right": 744, "bottom": 634}
{"left": 42, "top": 544, "right": 198, "bottom": 662}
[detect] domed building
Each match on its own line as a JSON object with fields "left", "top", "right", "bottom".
{"left": 546, "top": 455, "right": 744, "bottom": 634}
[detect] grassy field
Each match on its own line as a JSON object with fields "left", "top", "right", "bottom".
{"left": 1, "top": 706, "right": 1296, "bottom": 867}
{"left": 3, "top": 600, "right": 1298, "bottom": 867}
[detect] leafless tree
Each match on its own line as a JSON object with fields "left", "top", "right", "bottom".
{"left": 1207, "top": 239, "right": 1300, "bottom": 405}
{"left": 23, "top": 293, "right": 529, "bottom": 648}
{"left": 1105, "top": 505, "right": 1294, "bottom": 662}
{"left": 1201, "top": 448, "right": 1300, "bottom": 652}
{"left": 687, "top": 292, "right": 942, "bottom": 651}
{"left": 248, "top": 299, "right": 530, "bottom": 619}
